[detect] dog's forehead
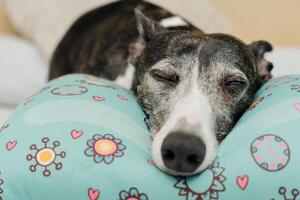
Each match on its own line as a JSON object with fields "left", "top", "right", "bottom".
{"left": 157, "top": 32, "right": 255, "bottom": 74}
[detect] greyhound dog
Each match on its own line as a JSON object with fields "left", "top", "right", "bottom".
{"left": 49, "top": 0, "right": 273, "bottom": 176}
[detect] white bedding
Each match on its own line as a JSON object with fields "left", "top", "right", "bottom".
{"left": 267, "top": 47, "right": 300, "bottom": 76}
{"left": 0, "top": 34, "right": 47, "bottom": 124}
{"left": 0, "top": 34, "right": 299, "bottom": 125}
{"left": 0, "top": 104, "right": 15, "bottom": 123}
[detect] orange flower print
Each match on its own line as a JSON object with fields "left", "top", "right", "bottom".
{"left": 84, "top": 134, "right": 126, "bottom": 164}
{"left": 26, "top": 137, "right": 66, "bottom": 177}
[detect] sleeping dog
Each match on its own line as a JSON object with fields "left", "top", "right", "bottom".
{"left": 49, "top": 0, "right": 273, "bottom": 176}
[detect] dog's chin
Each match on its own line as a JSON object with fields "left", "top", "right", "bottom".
{"left": 151, "top": 128, "right": 219, "bottom": 177}
{"left": 155, "top": 165, "right": 204, "bottom": 177}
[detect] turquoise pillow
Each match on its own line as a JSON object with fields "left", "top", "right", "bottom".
{"left": 0, "top": 74, "right": 299, "bottom": 200}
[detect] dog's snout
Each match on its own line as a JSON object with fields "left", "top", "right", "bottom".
{"left": 161, "top": 133, "right": 206, "bottom": 173}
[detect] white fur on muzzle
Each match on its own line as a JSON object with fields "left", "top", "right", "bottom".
{"left": 151, "top": 88, "right": 219, "bottom": 176}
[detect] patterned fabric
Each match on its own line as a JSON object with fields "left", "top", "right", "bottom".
{"left": 0, "top": 74, "right": 299, "bottom": 200}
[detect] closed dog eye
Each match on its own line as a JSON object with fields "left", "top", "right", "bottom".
{"left": 149, "top": 69, "right": 179, "bottom": 85}
{"left": 220, "top": 75, "right": 248, "bottom": 97}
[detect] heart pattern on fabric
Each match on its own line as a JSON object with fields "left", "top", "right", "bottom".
{"left": 118, "top": 94, "right": 128, "bottom": 101}
{"left": 88, "top": 188, "right": 100, "bottom": 200}
{"left": 237, "top": 175, "right": 249, "bottom": 190}
{"left": 71, "top": 130, "right": 83, "bottom": 139}
{"left": 6, "top": 140, "right": 17, "bottom": 151}
{"left": 93, "top": 96, "right": 106, "bottom": 101}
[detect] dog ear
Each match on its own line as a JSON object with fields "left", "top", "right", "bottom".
{"left": 128, "top": 38, "right": 146, "bottom": 65}
{"left": 135, "top": 8, "right": 166, "bottom": 43}
{"left": 129, "top": 9, "right": 166, "bottom": 65}
{"left": 249, "top": 40, "right": 274, "bottom": 82}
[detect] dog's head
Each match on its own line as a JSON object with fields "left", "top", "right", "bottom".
{"left": 131, "top": 10, "right": 273, "bottom": 176}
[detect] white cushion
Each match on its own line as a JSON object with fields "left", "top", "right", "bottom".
{"left": 0, "top": 105, "right": 14, "bottom": 124}
{"left": 3, "top": 0, "right": 231, "bottom": 58}
{"left": 266, "top": 47, "right": 300, "bottom": 76}
{"left": 0, "top": 34, "right": 47, "bottom": 106}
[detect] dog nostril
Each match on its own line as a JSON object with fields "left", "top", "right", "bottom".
{"left": 162, "top": 149, "right": 175, "bottom": 161}
{"left": 161, "top": 132, "right": 206, "bottom": 173}
{"left": 187, "top": 154, "right": 201, "bottom": 165}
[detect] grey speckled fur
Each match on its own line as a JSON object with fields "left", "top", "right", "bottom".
{"left": 50, "top": 0, "right": 273, "bottom": 175}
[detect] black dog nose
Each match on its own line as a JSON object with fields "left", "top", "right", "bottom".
{"left": 161, "top": 133, "right": 206, "bottom": 173}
